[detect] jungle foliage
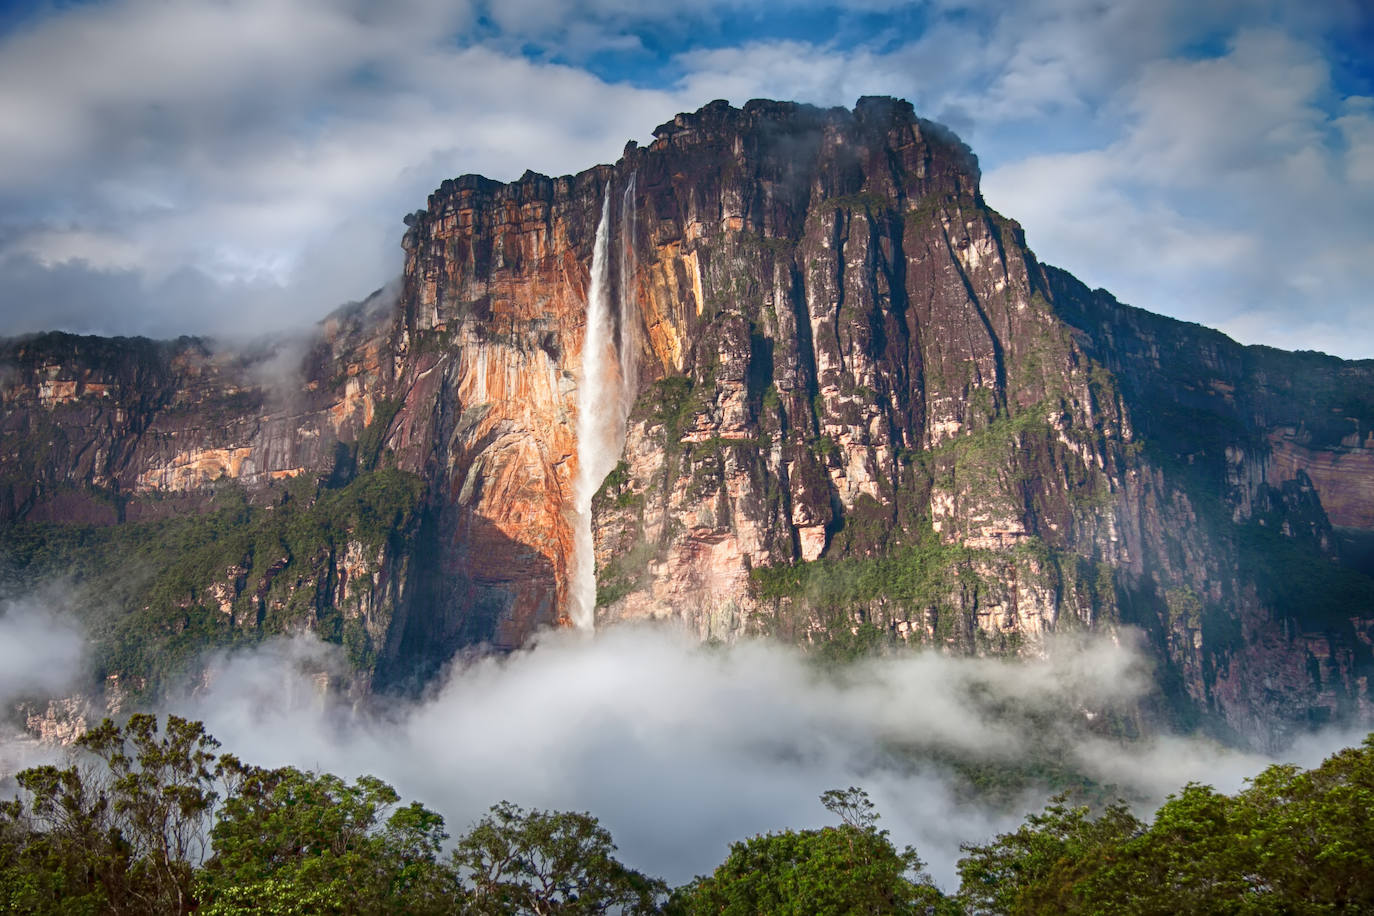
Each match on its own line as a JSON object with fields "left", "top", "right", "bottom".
{"left": 0, "top": 468, "right": 425, "bottom": 695}
{"left": 2, "top": 717, "right": 1372, "bottom": 914}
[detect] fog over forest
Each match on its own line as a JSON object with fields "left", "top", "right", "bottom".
{"left": 5, "top": 599, "right": 1362, "bottom": 890}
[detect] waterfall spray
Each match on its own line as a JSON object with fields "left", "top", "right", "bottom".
{"left": 570, "top": 187, "right": 616, "bottom": 631}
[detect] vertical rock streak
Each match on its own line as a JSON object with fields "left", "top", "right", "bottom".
{"left": 571, "top": 187, "right": 617, "bottom": 630}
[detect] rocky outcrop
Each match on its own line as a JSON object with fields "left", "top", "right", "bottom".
{"left": 2, "top": 98, "right": 1372, "bottom": 747}
{"left": 0, "top": 295, "right": 393, "bottom": 524}
{"left": 1268, "top": 434, "right": 1374, "bottom": 530}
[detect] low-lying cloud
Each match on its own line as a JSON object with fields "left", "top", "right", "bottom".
{"left": 0, "top": 595, "right": 88, "bottom": 779}
{"left": 0, "top": 595, "right": 85, "bottom": 704}
{"left": 168, "top": 625, "right": 1366, "bottom": 888}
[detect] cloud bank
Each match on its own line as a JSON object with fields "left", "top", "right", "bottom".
{"left": 0, "top": 0, "right": 1369, "bottom": 355}
{"left": 170, "top": 625, "right": 1365, "bottom": 888}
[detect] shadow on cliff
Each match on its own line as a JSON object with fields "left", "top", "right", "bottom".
{"left": 373, "top": 506, "right": 557, "bottom": 694}
{"left": 1043, "top": 265, "right": 1374, "bottom": 748}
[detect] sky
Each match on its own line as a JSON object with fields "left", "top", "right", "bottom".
{"left": 0, "top": 0, "right": 1369, "bottom": 357}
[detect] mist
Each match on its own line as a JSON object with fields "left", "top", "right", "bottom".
{"left": 0, "top": 594, "right": 87, "bottom": 779}
{"left": 160, "top": 624, "right": 1367, "bottom": 889}
{"left": 0, "top": 595, "right": 85, "bottom": 703}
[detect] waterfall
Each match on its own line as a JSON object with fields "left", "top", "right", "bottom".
{"left": 570, "top": 186, "right": 616, "bottom": 631}
{"left": 570, "top": 177, "right": 640, "bottom": 631}
{"left": 617, "top": 172, "right": 639, "bottom": 424}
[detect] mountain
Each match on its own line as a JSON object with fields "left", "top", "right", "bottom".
{"left": 2, "top": 97, "right": 1371, "bottom": 748}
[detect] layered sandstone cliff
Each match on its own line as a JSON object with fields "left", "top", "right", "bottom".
{"left": 2, "top": 98, "right": 1371, "bottom": 746}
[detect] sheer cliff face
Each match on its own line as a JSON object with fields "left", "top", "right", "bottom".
{"left": 2, "top": 98, "right": 1372, "bottom": 745}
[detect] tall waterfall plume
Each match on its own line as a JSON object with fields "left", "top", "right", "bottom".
{"left": 617, "top": 172, "right": 639, "bottom": 425}
{"left": 570, "top": 187, "right": 617, "bottom": 631}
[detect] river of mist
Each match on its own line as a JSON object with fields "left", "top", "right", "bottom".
{"left": 1, "top": 595, "right": 1366, "bottom": 889}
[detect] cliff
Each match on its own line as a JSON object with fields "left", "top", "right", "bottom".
{"left": 1, "top": 98, "right": 1371, "bottom": 747}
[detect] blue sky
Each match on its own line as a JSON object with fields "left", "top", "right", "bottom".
{"left": 0, "top": 0, "right": 1370, "bottom": 357}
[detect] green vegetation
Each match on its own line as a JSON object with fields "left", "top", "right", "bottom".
{"left": 957, "top": 795, "right": 1144, "bottom": 915}
{"left": 671, "top": 788, "right": 953, "bottom": 915}
{"left": 355, "top": 397, "right": 404, "bottom": 472}
{"left": 903, "top": 195, "right": 952, "bottom": 229}
{"left": 907, "top": 401, "right": 1071, "bottom": 521}
{"left": 750, "top": 522, "right": 973, "bottom": 610}
{"left": 817, "top": 191, "right": 891, "bottom": 214}
{"left": 735, "top": 231, "right": 795, "bottom": 257}
{"left": 3, "top": 716, "right": 1373, "bottom": 914}
{"left": 593, "top": 460, "right": 642, "bottom": 511}
{"left": 456, "top": 802, "right": 664, "bottom": 915}
{"left": 1163, "top": 585, "right": 1202, "bottom": 630}
{"left": 1237, "top": 521, "right": 1374, "bottom": 628}
{"left": 647, "top": 376, "right": 696, "bottom": 443}
{"left": 747, "top": 521, "right": 990, "bottom": 656}
{"left": 957, "top": 734, "right": 1374, "bottom": 913}
{"left": 928, "top": 404, "right": 1047, "bottom": 471}
{"left": 0, "top": 714, "right": 660, "bottom": 915}
{"left": 198, "top": 767, "right": 456, "bottom": 914}
{"left": 811, "top": 620, "right": 891, "bottom": 667}
{"left": 596, "top": 538, "right": 659, "bottom": 608}
{"left": 0, "top": 469, "right": 425, "bottom": 694}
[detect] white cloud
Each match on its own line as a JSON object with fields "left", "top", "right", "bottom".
{"left": 1335, "top": 96, "right": 1374, "bottom": 185}
{"left": 169, "top": 626, "right": 1359, "bottom": 889}
{"left": 1121, "top": 29, "right": 1330, "bottom": 183}
{"left": 0, "top": 596, "right": 86, "bottom": 703}
{"left": 983, "top": 26, "right": 1374, "bottom": 356}
{"left": 0, "top": 0, "right": 1368, "bottom": 356}
{"left": 0, "top": 3, "right": 686, "bottom": 338}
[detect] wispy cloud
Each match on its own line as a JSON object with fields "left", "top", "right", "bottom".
{"left": 0, "top": 595, "right": 86, "bottom": 703}
{"left": 983, "top": 26, "right": 1374, "bottom": 355}
{"left": 0, "top": 0, "right": 1368, "bottom": 356}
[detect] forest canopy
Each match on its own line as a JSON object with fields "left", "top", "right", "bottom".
{"left": 1, "top": 715, "right": 1371, "bottom": 914}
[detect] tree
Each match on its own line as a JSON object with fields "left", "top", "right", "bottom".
{"left": 78, "top": 713, "right": 227, "bottom": 913}
{"left": 672, "top": 787, "right": 953, "bottom": 915}
{"left": 0, "top": 713, "right": 231, "bottom": 914}
{"left": 1071, "top": 784, "right": 1251, "bottom": 914}
{"left": 820, "top": 786, "right": 881, "bottom": 831}
{"left": 955, "top": 735, "right": 1374, "bottom": 914}
{"left": 195, "top": 766, "right": 459, "bottom": 915}
{"left": 1236, "top": 736, "right": 1374, "bottom": 911}
{"left": 956, "top": 793, "right": 1143, "bottom": 915}
{"left": 453, "top": 801, "right": 665, "bottom": 914}
{"left": 0, "top": 764, "right": 130, "bottom": 914}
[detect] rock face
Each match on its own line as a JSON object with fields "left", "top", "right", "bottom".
{"left": 2, "top": 98, "right": 1372, "bottom": 747}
